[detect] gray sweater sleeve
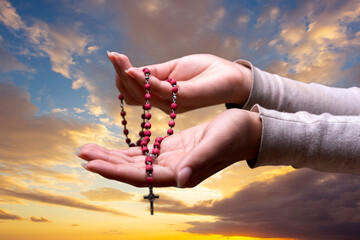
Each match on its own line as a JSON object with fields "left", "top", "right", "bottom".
{"left": 231, "top": 60, "right": 360, "bottom": 174}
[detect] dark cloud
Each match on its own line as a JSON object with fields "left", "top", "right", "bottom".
{"left": 157, "top": 169, "right": 360, "bottom": 240}
{"left": 0, "top": 187, "right": 131, "bottom": 217}
{"left": 0, "top": 209, "right": 23, "bottom": 220}
{"left": 81, "top": 187, "right": 135, "bottom": 201}
{"left": 30, "top": 216, "right": 50, "bottom": 223}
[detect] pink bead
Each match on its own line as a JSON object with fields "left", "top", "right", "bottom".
{"left": 145, "top": 156, "right": 153, "bottom": 164}
{"left": 143, "top": 136, "right": 150, "bottom": 143}
{"left": 141, "top": 113, "right": 145, "bottom": 119}
{"left": 170, "top": 79, "right": 177, "bottom": 85}
{"left": 145, "top": 93, "right": 151, "bottom": 100}
{"left": 152, "top": 148, "right": 160, "bottom": 155}
{"left": 118, "top": 94, "right": 124, "bottom": 100}
{"left": 171, "top": 103, "right": 177, "bottom": 110}
{"left": 144, "top": 103, "right": 151, "bottom": 110}
{"left": 130, "top": 143, "right": 136, "bottom": 147}
{"left": 155, "top": 137, "right": 163, "bottom": 143}
{"left": 142, "top": 147, "right": 149, "bottom": 154}
{"left": 146, "top": 176, "right": 154, "bottom": 184}
{"left": 139, "top": 131, "right": 144, "bottom": 137}
{"left": 168, "top": 120, "right": 175, "bottom": 127}
{"left": 167, "top": 129, "right": 174, "bottom": 135}
{"left": 126, "top": 138, "right": 131, "bottom": 144}
{"left": 145, "top": 83, "right": 151, "bottom": 90}
{"left": 136, "top": 140, "right": 141, "bottom": 146}
{"left": 167, "top": 78, "right": 172, "bottom": 83}
{"left": 172, "top": 86, "right": 178, "bottom": 93}
{"left": 141, "top": 122, "right": 145, "bottom": 128}
{"left": 170, "top": 112, "right": 176, "bottom": 119}
{"left": 145, "top": 112, "right": 152, "bottom": 119}
{"left": 146, "top": 164, "right": 153, "bottom": 173}
{"left": 140, "top": 140, "right": 148, "bottom": 147}
{"left": 122, "top": 120, "right": 127, "bottom": 125}
{"left": 142, "top": 68, "right": 150, "bottom": 75}
{"left": 144, "top": 130, "right": 151, "bottom": 137}
{"left": 153, "top": 142, "right": 161, "bottom": 149}
{"left": 123, "top": 129, "right": 129, "bottom": 135}
{"left": 121, "top": 111, "right": 126, "bottom": 117}
{"left": 144, "top": 122, "right": 151, "bottom": 129}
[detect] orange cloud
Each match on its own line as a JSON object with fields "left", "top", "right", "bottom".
{"left": 81, "top": 187, "right": 135, "bottom": 201}
{"left": 30, "top": 216, "right": 51, "bottom": 223}
{"left": 0, "top": 209, "right": 23, "bottom": 220}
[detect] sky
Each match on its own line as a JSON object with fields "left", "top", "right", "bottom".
{"left": 0, "top": 0, "right": 360, "bottom": 239}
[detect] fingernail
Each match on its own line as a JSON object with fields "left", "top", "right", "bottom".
{"left": 124, "top": 69, "right": 128, "bottom": 73}
{"left": 81, "top": 163, "right": 88, "bottom": 170}
{"left": 177, "top": 167, "right": 192, "bottom": 188}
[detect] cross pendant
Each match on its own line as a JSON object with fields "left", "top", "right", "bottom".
{"left": 143, "top": 186, "right": 159, "bottom": 215}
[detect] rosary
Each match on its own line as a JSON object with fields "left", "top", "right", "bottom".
{"left": 118, "top": 68, "right": 178, "bottom": 215}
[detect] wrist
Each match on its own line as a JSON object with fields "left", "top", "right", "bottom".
{"left": 246, "top": 111, "right": 262, "bottom": 160}
{"left": 230, "top": 60, "right": 252, "bottom": 106}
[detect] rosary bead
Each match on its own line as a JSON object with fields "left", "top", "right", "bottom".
{"left": 141, "top": 140, "right": 148, "bottom": 147}
{"left": 146, "top": 164, "right": 153, "bottom": 173}
{"left": 144, "top": 122, "right": 151, "bottom": 129}
{"left": 118, "top": 94, "right": 124, "bottom": 100}
{"left": 144, "top": 130, "right": 151, "bottom": 137}
{"left": 139, "top": 131, "right": 144, "bottom": 137}
{"left": 137, "top": 140, "right": 141, "bottom": 146}
{"left": 122, "top": 120, "right": 127, "bottom": 125}
{"left": 153, "top": 142, "right": 161, "bottom": 149}
{"left": 145, "top": 112, "right": 152, "bottom": 120}
{"left": 146, "top": 176, "right": 154, "bottom": 184}
{"left": 145, "top": 83, "right": 151, "bottom": 90}
{"left": 123, "top": 129, "right": 129, "bottom": 135}
{"left": 130, "top": 143, "right": 136, "bottom": 147}
{"left": 145, "top": 156, "right": 153, "bottom": 164}
{"left": 145, "top": 93, "right": 151, "bottom": 100}
{"left": 167, "top": 129, "right": 174, "bottom": 135}
{"left": 121, "top": 111, "right": 126, "bottom": 117}
{"left": 144, "top": 103, "right": 151, "bottom": 110}
{"left": 170, "top": 79, "right": 177, "bottom": 85}
{"left": 152, "top": 148, "right": 160, "bottom": 155}
{"left": 142, "top": 147, "right": 149, "bottom": 154}
{"left": 141, "top": 113, "right": 146, "bottom": 119}
{"left": 170, "top": 112, "right": 176, "bottom": 119}
{"left": 126, "top": 138, "right": 131, "bottom": 144}
{"left": 143, "top": 68, "right": 150, "bottom": 75}
{"left": 141, "top": 122, "right": 145, "bottom": 128}
{"left": 171, "top": 103, "right": 178, "bottom": 110}
{"left": 143, "top": 136, "right": 150, "bottom": 143}
{"left": 172, "top": 86, "right": 178, "bottom": 93}
{"left": 168, "top": 120, "right": 175, "bottom": 127}
{"left": 155, "top": 137, "right": 163, "bottom": 143}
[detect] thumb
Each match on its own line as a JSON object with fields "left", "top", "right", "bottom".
{"left": 175, "top": 142, "right": 212, "bottom": 188}
{"left": 126, "top": 67, "right": 173, "bottom": 99}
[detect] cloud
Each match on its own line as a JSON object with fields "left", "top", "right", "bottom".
{"left": 267, "top": 0, "right": 360, "bottom": 84}
{"left": 157, "top": 169, "right": 360, "bottom": 240}
{"left": 0, "top": 45, "right": 29, "bottom": 72}
{"left": 0, "top": 0, "right": 89, "bottom": 79}
{"left": 30, "top": 216, "right": 51, "bottom": 223}
{"left": 0, "top": 209, "right": 23, "bottom": 220}
{"left": 81, "top": 187, "right": 135, "bottom": 201}
{"left": 0, "top": 187, "right": 130, "bottom": 217}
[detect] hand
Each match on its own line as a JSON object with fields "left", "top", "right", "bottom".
{"left": 77, "top": 109, "right": 262, "bottom": 188}
{"left": 107, "top": 52, "right": 252, "bottom": 113}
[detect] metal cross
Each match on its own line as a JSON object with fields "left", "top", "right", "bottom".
{"left": 143, "top": 186, "right": 159, "bottom": 215}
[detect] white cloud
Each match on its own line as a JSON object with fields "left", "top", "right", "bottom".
{"left": 51, "top": 108, "right": 68, "bottom": 113}
{"left": 0, "top": 0, "right": 25, "bottom": 30}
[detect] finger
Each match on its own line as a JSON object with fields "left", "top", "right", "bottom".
{"left": 84, "top": 160, "right": 176, "bottom": 187}
{"left": 107, "top": 52, "right": 142, "bottom": 105}
{"left": 77, "top": 143, "right": 109, "bottom": 161}
{"left": 126, "top": 67, "right": 174, "bottom": 111}
{"left": 141, "top": 59, "right": 178, "bottom": 80}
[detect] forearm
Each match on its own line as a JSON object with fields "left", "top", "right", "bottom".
{"left": 235, "top": 60, "right": 360, "bottom": 115}
{"left": 249, "top": 105, "right": 360, "bottom": 175}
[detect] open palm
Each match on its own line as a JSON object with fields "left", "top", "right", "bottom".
{"left": 77, "top": 109, "right": 261, "bottom": 188}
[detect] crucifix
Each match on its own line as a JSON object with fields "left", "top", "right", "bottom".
{"left": 144, "top": 186, "right": 159, "bottom": 215}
